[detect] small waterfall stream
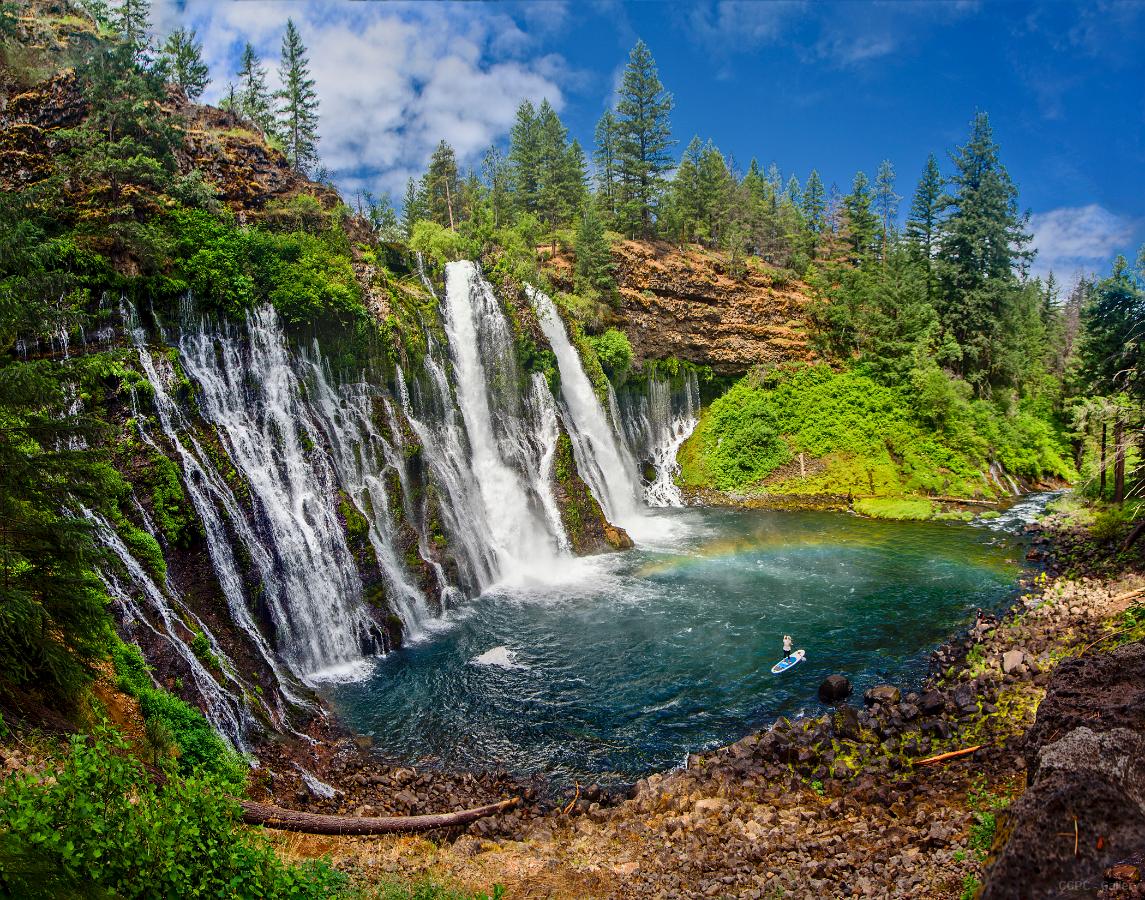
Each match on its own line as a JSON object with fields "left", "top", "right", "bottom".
{"left": 529, "top": 286, "right": 651, "bottom": 537}
{"left": 85, "top": 508, "right": 259, "bottom": 749}
{"left": 300, "top": 347, "right": 431, "bottom": 635}
{"left": 615, "top": 370, "right": 701, "bottom": 507}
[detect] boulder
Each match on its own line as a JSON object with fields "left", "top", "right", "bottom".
{"left": 918, "top": 691, "right": 946, "bottom": 716}
{"left": 863, "top": 684, "right": 901, "bottom": 707}
{"left": 1001, "top": 649, "right": 1026, "bottom": 675}
{"left": 832, "top": 705, "right": 861, "bottom": 741}
{"left": 818, "top": 674, "right": 853, "bottom": 703}
{"left": 952, "top": 683, "right": 978, "bottom": 714}
{"left": 603, "top": 523, "right": 634, "bottom": 550}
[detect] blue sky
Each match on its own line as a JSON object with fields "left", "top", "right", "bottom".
{"left": 152, "top": 0, "right": 1145, "bottom": 282}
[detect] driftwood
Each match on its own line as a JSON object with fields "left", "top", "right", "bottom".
{"left": 914, "top": 745, "right": 983, "bottom": 766}
{"left": 1122, "top": 520, "right": 1145, "bottom": 553}
{"left": 240, "top": 796, "right": 519, "bottom": 835}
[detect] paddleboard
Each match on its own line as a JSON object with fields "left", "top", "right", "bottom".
{"left": 770, "top": 649, "right": 805, "bottom": 674}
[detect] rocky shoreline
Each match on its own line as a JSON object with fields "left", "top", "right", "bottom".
{"left": 260, "top": 511, "right": 1144, "bottom": 899}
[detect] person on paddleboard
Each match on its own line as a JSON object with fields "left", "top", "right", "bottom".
{"left": 782, "top": 634, "right": 793, "bottom": 656}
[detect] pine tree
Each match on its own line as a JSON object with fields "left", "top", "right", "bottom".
{"left": 424, "top": 140, "right": 460, "bottom": 230}
{"left": 905, "top": 154, "right": 944, "bottom": 304}
{"left": 785, "top": 174, "right": 802, "bottom": 207}
{"left": 593, "top": 110, "right": 620, "bottom": 223}
{"left": 158, "top": 27, "right": 209, "bottom": 100}
{"left": 563, "top": 139, "right": 589, "bottom": 216}
{"left": 509, "top": 100, "right": 541, "bottom": 216}
{"left": 0, "top": 194, "right": 124, "bottom": 705}
{"left": 842, "top": 171, "right": 878, "bottom": 265}
{"left": 614, "top": 40, "right": 675, "bottom": 237}
{"left": 802, "top": 170, "right": 827, "bottom": 257}
{"left": 874, "top": 159, "right": 900, "bottom": 254}
{"left": 237, "top": 43, "right": 276, "bottom": 136}
{"left": 535, "top": 100, "right": 571, "bottom": 228}
{"left": 1077, "top": 255, "right": 1145, "bottom": 398}
{"left": 276, "top": 20, "right": 320, "bottom": 174}
{"left": 110, "top": 0, "right": 150, "bottom": 62}
{"left": 575, "top": 203, "right": 614, "bottom": 295}
{"left": 401, "top": 177, "right": 427, "bottom": 237}
{"left": 697, "top": 140, "right": 731, "bottom": 247}
{"left": 482, "top": 144, "right": 510, "bottom": 229}
{"left": 670, "top": 136, "right": 704, "bottom": 243}
{"left": 936, "top": 112, "right": 1032, "bottom": 389}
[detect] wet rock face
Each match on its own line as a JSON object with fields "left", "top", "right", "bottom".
{"left": 983, "top": 641, "right": 1145, "bottom": 900}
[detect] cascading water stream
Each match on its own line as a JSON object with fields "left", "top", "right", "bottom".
{"left": 528, "top": 286, "right": 651, "bottom": 537}
{"left": 177, "top": 306, "right": 380, "bottom": 681}
{"left": 438, "top": 261, "right": 568, "bottom": 584}
{"left": 85, "top": 508, "right": 255, "bottom": 750}
{"left": 615, "top": 370, "right": 701, "bottom": 507}
{"left": 123, "top": 303, "right": 304, "bottom": 710}
{"left": 299, "top": 346, "right": 431, "bottom": 635}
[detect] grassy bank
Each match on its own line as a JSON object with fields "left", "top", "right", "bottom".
{"left": 678, "top": 364, "right": 1074, "bottom": 514}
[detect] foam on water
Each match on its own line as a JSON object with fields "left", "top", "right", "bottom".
{"left": 470, "top": 646, "right": 527, "bottom": 669}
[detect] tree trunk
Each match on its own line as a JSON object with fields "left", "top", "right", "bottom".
{"left": 1100, "top": 422, "right": 1108, "bottom": 498}
{"left": 239, "top": 797, "right": 518, "bottom": 836}
{"left": 1114, "top": 417, "right": 1126, "bottom": 506}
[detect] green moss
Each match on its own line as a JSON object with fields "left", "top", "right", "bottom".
{"left": 189, "top": 631, "right": 221, "bottom": 673}
{"left": 854, "top": 497, "right": 935, "bottom": 520}
{"left": 135, "top": 449, "right": 198, "bottom": 547}
{"left": 119, "top": 522, "right": 167, "bottom": 581}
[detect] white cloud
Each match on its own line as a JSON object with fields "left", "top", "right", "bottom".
{"left": 151, "top": 1, "right": 568, "bottom": 200}
{"left": 1029, "top": 204, "right": 1139, "bottom": 279}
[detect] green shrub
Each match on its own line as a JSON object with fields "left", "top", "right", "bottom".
{"left": 679, "top": 376, "right": 790, "bottom": 490}
{"left": 0, "top": 729, "right": 346, "bottom": 899}
{"left": 409, "top": 221, "right": 475, "bottom": 266}
{"left": 678, "top": 363, "right": 1074, "bottom": 496}
{"left": 590, "top": 328, "right": 632, "bottom": 382}
{"left": 110, "top": 640, "right": 245, "bottom": 789}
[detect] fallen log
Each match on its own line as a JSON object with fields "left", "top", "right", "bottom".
{"left": 240, "top": 796, "right": 519, "bottom": 835}
{"left": 914, "top": 745, "right": 983, "bottom": 766}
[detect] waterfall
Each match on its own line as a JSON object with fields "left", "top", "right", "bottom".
{"left": 615, "top": 370, "right": 701, "bottom": 507}
{"left": 987, "top": 460, "right": 1022, "bottom": 497}
{"left": 299, "top": 347, "right": 431, "bottom": 635}
{"left": 126, "top": 302, "right": 379, "bottom": 685}
{"left": 177, "top": 306, "right": 382, "bottom": 681}
{"left": 123, "top": 306, "right": 304, "bottom": 704}
{"left": 395, "top": 359, "right": 498, "bottom": 597}
{"left": 438, "top": 261, "right": 568, "bottom": 584}
{"left": 85, "top": 508, "right": 257, "bottom": 750}
{"left": 529, "top": 286, "right": 647, "bottom": 534}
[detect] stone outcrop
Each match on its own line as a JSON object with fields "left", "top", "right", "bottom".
{"left": 983, "top": 640, "right": 1145, "bottom": 900}
{"left": 609, "top": 240, "right": 814, "bottom": 375}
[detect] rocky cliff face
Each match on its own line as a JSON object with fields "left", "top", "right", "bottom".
{"left": 609, "top": 241, "right": 814, "bottom": 375}
{"left": 984, "top": 638, "right": 1145, "bottom": 899}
